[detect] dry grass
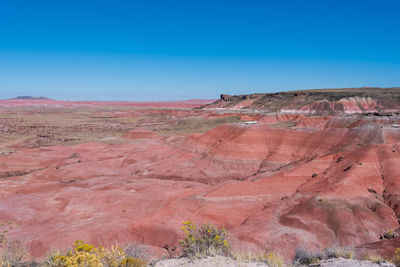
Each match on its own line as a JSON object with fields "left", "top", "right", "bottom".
{"left": 364, "top": 254, "right": 385, "bottom": 263}
{"left": 0, "top": 240, "right": 28, "bottom": 266}
{"left": 324, "top": 246, "right": 354, "bottom": 259}
{"left": 232, "top": 250, "right": 286, "bottom": 267}
{"left": 153, "top": 116, "right": 240, "bottom": 135}
{"left": 270, "top": 120, "right": 297, "bottom": 129}
{"left": 391, "top": 248, "right": 400, "bottom": 266}
{"left": 294, "top": 248, "right": 323, "bottom": 265}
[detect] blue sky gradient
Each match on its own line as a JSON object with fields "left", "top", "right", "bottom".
{"left": 1, "top": 0, "right": 400, "bottom": 100}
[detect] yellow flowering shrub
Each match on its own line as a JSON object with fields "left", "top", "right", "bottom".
{"left": 119, "top": 257, "right": 147, "bottom": 267}
{"left": 99, "top": 245, "right": 126, "bottom": 267}
{"left": 52, "top": 240, "right": 146, "bottom": 267}
{"left": 179, "top": 221, "right": 230, "bottom": 258}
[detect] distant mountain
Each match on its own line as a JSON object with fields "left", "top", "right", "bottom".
{"left": 202, "top": 87, "right": 400, "bottom": 115}
{"left": 10, "top": 96, "right": 52, "bottom": 100}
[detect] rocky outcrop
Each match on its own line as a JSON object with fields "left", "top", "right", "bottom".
{"left": 220, "top": 94, "right": 233, "bottom": 101}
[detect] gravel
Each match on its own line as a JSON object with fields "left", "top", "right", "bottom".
{"left": 154, "top": 256, "right": 395, "bottom": 267}
{"left": 317, "top": 258, "right": 395, "bottom": 267}
{"left": 154, "top": 256, "right": 268, "bottom": 267}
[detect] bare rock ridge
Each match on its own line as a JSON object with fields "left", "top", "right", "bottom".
{"left": 205, "top": 87, "right": 400, "bottom": 115}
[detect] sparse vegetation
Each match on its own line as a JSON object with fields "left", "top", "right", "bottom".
{"left": 0, "top": 221, "right": 393, "bottom": 266}
{"left": 232, "top": 251, "right": 285, "bottom": 267}
{"left": 153, "top": 116, "right": 241, "bottom": 135}
{"left": 0, "top": 222, "right": 29, "bottom": 266}
{"left": 392, "top": 248, "right": 400, "bottom": 266}
{"left": 270, "top": 120, "right": 297, "bottom": 129}
{"left": 324, "top": 246, "right": 354, "bottom": 259}
{"left": 294, "top": 247, "right": 323, "bottom": 265}
{"left": 382, "top": 230, "right": 398, "bottom": 239}
{"left": 294, "top": 246, "right": 355, "bottom": 265}
{"left": 259, "top": 251, "right": 285, "bottom": 267}
{"left": 364, "top": 253, "right": 385, "bottom": 263}
{"left": 0, "top": 240, "right": 28, "bottom": 266}
{"left": 178, "top": 221, "right": 231, "bottom": 258}
{"left": 124, "top": 243, "right": 149, "bottom": 261}
{"left": 50, "top": 240, "right": 147, "bottom": 267}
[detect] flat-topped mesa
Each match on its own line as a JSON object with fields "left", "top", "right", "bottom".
{"left": 209, "top": 87, "right": 400, "bottom": 115}
{"left": 10, "top": 96, "right": 52, "bottom": 100}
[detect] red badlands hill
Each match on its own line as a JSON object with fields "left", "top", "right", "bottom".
{"left": 1, "top": 89, "right": 400, "bottom": 260}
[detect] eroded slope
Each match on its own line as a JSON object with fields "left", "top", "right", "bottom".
{"left": 1, "top": 104, "right": 400, "bottom": 259}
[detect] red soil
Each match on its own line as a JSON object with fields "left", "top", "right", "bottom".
{"left": 1, "top": 105, "right": 400, "bottom": 259}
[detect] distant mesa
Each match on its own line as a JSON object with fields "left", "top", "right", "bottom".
{"left": 10, "top": 96, "right": 52, "bottom": 100}
{"left": 205, "top": 87, "right": 400, "bottom": 115}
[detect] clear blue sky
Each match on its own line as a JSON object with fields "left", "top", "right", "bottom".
{"left": 1, "top": 0, "right": 400, "bottom": 100}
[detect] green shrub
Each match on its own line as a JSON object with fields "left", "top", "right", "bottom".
{"left": 179, "top": 221, "right": 230, "bottom": 258}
